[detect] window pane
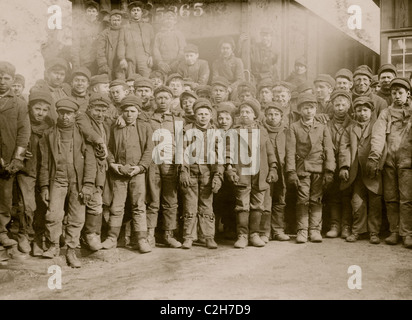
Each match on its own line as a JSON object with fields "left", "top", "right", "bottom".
{"left": 391, "top": 55, "right": 403, "bottom": 72}
{"left": 405, "top": 37, "right": 412, "bottom": 53}
{"left": 391, "top": 38, "right": 404, "bottom": 55}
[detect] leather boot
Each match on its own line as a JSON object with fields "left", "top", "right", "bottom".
{"left": 147, "top": 228, "right": 156, "bottom": 247}
{"left": 163, "top": 230, "right": 182, "bottom": 248}
{"left": 85, "top": 233, "right": 103, "bottom": 252}
{"left": 296, "top": 229, "right": 308, "bottom": 243}
{"left": 205, "top": 238, "right": 218, "bottom": 249}
{"left": 234, "top": 234, "right": 248, "bottom": 248}
{"left": 42, "top": 244, "right": 60, "bottom": 258}
{"left": 0, "top": 233, "right": 17, "bottom": 247}
{"left": 182, "top": 238, "right": 193, "bottom": 249}
{"left": 136, "top": 238, "right": 152, "bottom": 253}
{"left": 404, "top": 235, "right": 412, "bottom": 249}
{"left": 309, "top": 229, "right": 323, "bottom": 242}
{"left": 66, "top": 248, "right": 81, "bottom": 268}
{"left": 326, "top": 224, "right": 340, "bottom": 238}
{"left": 249, "top": 233, "right": 265, "bottom": 247}
{"left": 17, "top": 234, "right": 31, "bottom": 253}
{"left": 102, "top": 226, "right": 121, "bottom": 249}
{"left": 341, "top": 225, "right": 351, "bottom": 239}
{"left": 385, "top": 232, "right": 399, "bottom": 245}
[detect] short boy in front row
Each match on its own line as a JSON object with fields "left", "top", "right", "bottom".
{"left": 225, "top": 99, "right": 278, "bottom": 248}
{"left": 339, "top": 96, "right": 383, "bottom": 244}
{"left": 104, "top": 95, "right": 154, "bottom": 253}
{"left": 286, "top": 93, "right": 335, "bottom": 243}
{"left": 180, "top": 98, "right": 224, "bottom": 249}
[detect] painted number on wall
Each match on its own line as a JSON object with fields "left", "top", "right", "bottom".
{"left": 155, "top": 3, "right": 204, "bottom": 20}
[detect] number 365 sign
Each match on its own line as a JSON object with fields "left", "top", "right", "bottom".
{"left": 155, "top": 3, "right": 205, "bottom": 19}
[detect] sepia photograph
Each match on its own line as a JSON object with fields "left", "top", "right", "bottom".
{"left": 0, "top": 0, "right": 411, "bottom": 303}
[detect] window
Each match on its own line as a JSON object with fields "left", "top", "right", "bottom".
{"left": 389, "top": 36, "right": 412, "bottom": 78}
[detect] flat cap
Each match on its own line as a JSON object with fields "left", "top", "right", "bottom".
{"left": 72, "top": 67, "right": 91, "bottom": 81}
{"left": 335, "top": 68, "right": 353, "bottom": 82}
{"left": 239, "top": 98, "right": 261, "bottom": 118}
{"left": 110, "top": 9, "right": 123, "bottom": 16}
{"left": 237, "top": 81, "right": 256, "bottom": 95}
{"left": 257, "top": 79, "right": 273, "bottom": 92}
{"left": 149, "top": 70, "right": 166, "bottom": 81}
{"left": 184, "top": 44, "right": 199, "bottom": 54}
{"left": 193, "top": 98, "right": 213, "bottom": 113}
{"left": 109, "top": 79, "right": 128, "bottom": 88}
{"left": 134, "top": 77, "right": 154, "bottom": 90}
{"left": 29, "top": 89, "right": 53, "bottom": 106}
{"left": 166, "top": 73, "right": 183, "bottom": 85}
{"left": 89, "top": 93, "right": 111, "bottom": 107}
{"left": 218, "top": 37, "right": 235, "bottom": 51}
{"left": 353, "top": 96, "right": 374, "bottom": 111}
{"left": 378, "top": 64, "right": 397, "bottom": 77}
{"left": 273, "top": 81, "right": 294, "bottom": 92}
{"left": 128, "top": 1, "right": 145, "bottom": 10}
{"left": 211, "top": 76, "right": 230, "bottom": 89}
{"left": 0, "top": 61, "right": 16, "bottom": 77}
{"left": 90, "top": 74, "right": 110, "bottom": 87}
{"left": 265, "top": 102, "right": 284, "bottom": 114}
{"left": 314, "top": 74, "right": 335, "bottom": 88}
{"left": 127, "top": 73, "right": 142, "bottom": 83}
{"left": 180, "top": 91, "right": 198, "bottom": 100}
{"left": 195, "top": 85, "right": 211, "bottom": 95}
{"left": 13, "top": 74, "right": 25, "bottom": 86}
{"left": 353, "top": 65, "right": 373, "bottom": 79}
{"left": 390, "top": 77, "right": 411, "bottom": 91}
{"left": 216, "top": 101, "right": 236, "bottom": 116}
{"left": 297, "top": 81, "right": 313, "bottom": 94}
{"left": 297, "top": 92, "right": 317, "bottom": 108}
{"left": 84, "top": 0, "right": 99, "bottom": 11}
{"left": 330, "top": 89, "right": 352, "bottom": 103}
{"left": 120, "top": 95, "right": 142, "bottom": 110}
{"left": 55, "top": 97, "right": 80, "bottom": 112}
{"left": 154, "top": 85, "right": 173, "bottom": 97}
{"left": 45, "top": 57, "right": 68, "bottom": 72}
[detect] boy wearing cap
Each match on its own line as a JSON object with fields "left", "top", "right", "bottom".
{"left": 324, "top": 90, "right": 356, "bottom": 239}
{"left": 225, "top": 99, "right": 278, "bottom": 248}
{"left": 180, "top": 91, "right": 198, "bottom": 125}
{"left": 210, "top": 77, "right": 230, "bottom": 105}
{"left": 257, "top": 79, "right": 274, "bottom": 110}
{"left": 146, "top": 86, "right": 183, "bottom": 248}
{"left": 212, "top": 37, "right": 245, "bottom": 100}
{"left": 339, "top": 96, "right": 383, "bottom": 244}
{"left": 237, "top": 81, "right": 257, "bottom": 103}
{"left": 166, "top": 73, "right": 185, "bottom": 116}
{"left": 376, "top": 64, "right": 397, "bottom": 106}
{"left": 118, "top": 1, "right": 154, "bottom": 78}
{"left": 335, "top": 68, "right": 354, "bottom": 92}
{"left": 12, "top": 74, "right": 27, "bottom": 101}
{"left": 286, "top": 93, "right": 335, "bottom": 243}
{"left": 272, "top": 81, "right": 299, "bottom": 128}
{"left": 104, "top": 95, "right": 153, "bottom": 253}
{"left": 14, "top": 90, "right": 53, "bottom": 254}
{"left": 261, "top": 103, "right": 290, "bottom": 242}
{"left": 109, "top": 79, "right": 130, "bottom": 115}
{"left": 149, "top": 70, "right": 165, "bottom": 90}
{"left": 0, "top": 61, "right": 31, "bottom": 248}
{"left": 352, "top": 65, "right": 388, "bottom": 120}
{"left": 179, "top": 98, "right": 223, "bottom": 249}
{"left": 314, "top": 74, "right": 335, "bottom": 116}
{"left": 70, "top": 67, "right": 92, "bottom": 113}
{"left": 39, "top": 97, "right": 96, "bottom": 267}
{"left": 96, "top": 9, "right": 124, "bottom": 80}
{"left": 285, "top": 57, "right": 307, "bottom": 88}
{"left": 134, "top": 77, "right": 156, "bottom": 120}
{"left": 367, "top": 77, "right": 412, "bottom": 248}
{"left": 176, "top": 44, "right": 210, "bottom": 86}
{"left": 153, "top": 10, "right": 186, "bottom": 75}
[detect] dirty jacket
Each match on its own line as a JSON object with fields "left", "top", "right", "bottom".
{"left": 286, "top": 119, "right": 336, "bottom": 176}
{"left": 96, "top": 26, "right": 122, "bottom": 71}
{"left": 176, "top": 59, "right": 210, "bottom": 85}
{"left": 351, "top": 88, "right": 388, "bottom": 120}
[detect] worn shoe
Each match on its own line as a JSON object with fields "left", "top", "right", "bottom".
{"left": 182, "top": 239, "right": 193, "bottom": 249}
{"left": 66, "top": 248, "right": 81, "bottom": 268}
{"left": 101, "top": 237, "right": 117, "bottom": 250}
{"left": 346, "top": 233, "right": 359, "bottom": 242}
{"left": 326, "top": 225, "right": 340, "bottom": 238}
{"left": 17, "top": 234, "right": 31, "bottom": 253}
{"left": 234, "top": 234, "right": 248, "bottom": 249}
{"left": 296, "top": 230, "right": 308, "bottom": 243}
{"left": 249, "top": 233, "right": 265, "bottom": 247}
{"left": 136, "top": 239, "right": 151, "bottom": 254}
{"left": 147, "top": 228, "right": 156, "bottom": 248}
{"left": 260, "top": 235, "right": 270, "bottom": 244}
{"left": 0, "top": 233, "right": 17, "bottom": 248}
{"left": 274, "top": 233, "right": 290, "bottom": 241}
{"left": 163, "top": 231, "right": 182, "bottom": 248}
{"left": 341, "top": 225, "right": 351, "bottom": 239}
{"left": 309, "top": 230, "right": 323, "bottom": 243}
{"left": 42, "top": 245, "right": 60, "bottom": 258}
{"left": 205, "top": 238, "right": 218, "bottom": 249}
{"left": 85, "top": 233, "right": 103, "bottom": 252}
{"left": 403, "top": 235, "right": 412, "bottom": 249}
{"left": 369, "top": 233, "right": 380, "bottom": 244}
{"left": 32, "top": 241, "right": 44, "bottom": 257}
{"left": 385, "top": 232, "right": 399, "bottom": 245}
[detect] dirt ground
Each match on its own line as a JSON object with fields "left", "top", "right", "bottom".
{"left": 0, "top": 232, "right": 411, "bottom": 301}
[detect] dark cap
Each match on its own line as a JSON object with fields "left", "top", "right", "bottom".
{"left": 239, "top": 98, "right": 261, "bottom": 118}
{"left": 273, "top": 81, "right": 294, "bottom": 92}
{"left": 134, "top": 77, "right": 154, "bottom": 90}
{"left": 180, "top": 91, "right": 198, "bottom": 100}
{"left": 149, "top": 70, "right": 165, "bottom": 81}
{"left": 29, "top": 89, "right": 52, "bottom": 106}
{"left": 257, "top": 79, "right": 273, "bottom": 93}
{"left": 120, "top": 95, "right": 142, "bottom": 110}
{"left": 335, "top": 68, "right": 353, "bottom": 82}
{"left": 110, "top": 9, "right": 123, "bottom": 17}
{"left": 89, "top": 93, "right": 111, "bottom": 108}
{"left": 390, "top": 77, "right": 411, "bottom": 91}
{"left": 90, "top": 74, "right": 110, "bottom": 87}
{"left": 211, "top": 76, "right": 230, "bottom": 89}
{"left": 109, "top": 79, "right": 128, "bottom": 88}
{"left": 13, "top": 74, "right": 25, "bottom": 86}
{"left": 166, "top": 73, "right": 183, "bottom": 85}
{"left": 184, "top": 44, "right": 199, "bottom": 54}
{"left": 85, "top": 0, "right": 99, "bottom": 11}
{"left": 297, "top": 81, "right": 313, "bottom": 94}
{"left": 193, "top": 98, "right": 213, "bottom": 113}
{"left": 45, "top": 57, "right": 68, "bottom": 72}
{"left": 297, "top": 92, "right": 317, "bottom": 108}
{"left": 218, "top": 37, "right": 235, "bottom": 51}
{"left": 55, "top": 97, "right": 80, "bottom": 112}
{"left": 265, "top": 102, "right": 284, "bottom": 114}
{"left": 195, "top": 85, "right": 211, "bottom": 96}
{"left": 353, "top": 65, "right": 373, "bottom": 79}
{"left": 353, "top": 96, "right": 374, "bottom": 111}
{"left": 237, "top": 81, "right": 256, "bottom": 95}
{"left": 126, "top": 73, "right": 142, "bottom": 83}
{"left": 154, "top": 85, "right": 173, "bottom": 97}
{"left": 314, "top": 74, "right": 335, "bottom": 88}
{"left": 72, "top": 67, "right": 91, "bottom": 81}
{"left": 378, "top": 64, "right": 397, "bottom": 77}
{"left": 216, "top": 101, "right": 236, "bottom": 117}
{"left": 0, "top": 61, "right": 16, "bottom": 77}
{"left": 330, "top": 89, "right": 352, "bottom": 103}
{"left": 128, "top": 1, "right": 145, "bottom": 10}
